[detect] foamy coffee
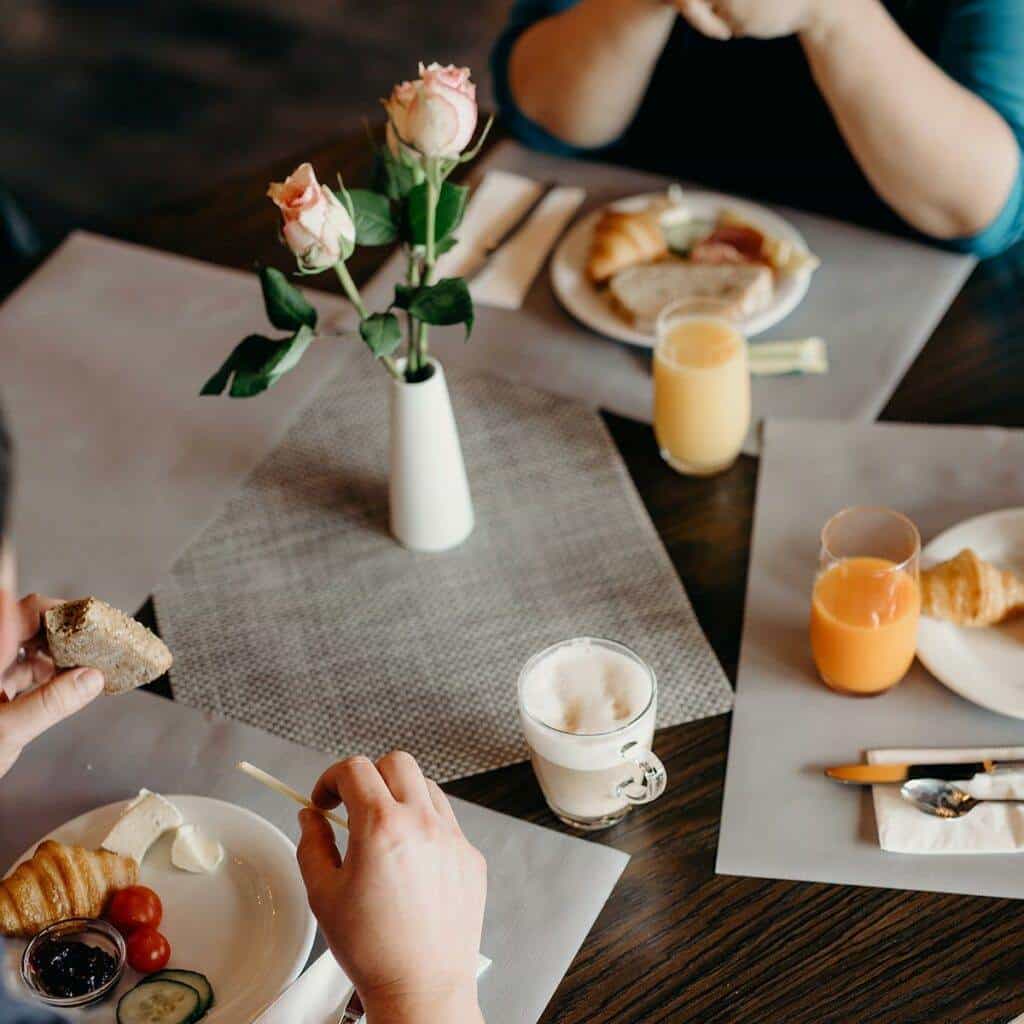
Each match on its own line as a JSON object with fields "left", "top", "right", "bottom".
{"left": 518, "top": 638, "right": 665, "bottom": 829}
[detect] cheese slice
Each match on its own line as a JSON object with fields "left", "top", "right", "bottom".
{"left": 101, "top": 789, "right": 184, "bottom": 864}
{"left": 170, "top": 824, "right": 224, "bottom": 874}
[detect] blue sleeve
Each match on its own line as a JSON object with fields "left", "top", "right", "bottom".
{"left": 936, "top": 0, "right": 1024, "bottom": 257}
{"left": 490, "top": 0, "right": 609, "bottom": 157}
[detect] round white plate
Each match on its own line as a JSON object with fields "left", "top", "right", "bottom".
{"left": 917, "top": 508, "right": 1024, "bottom": 719}
{"left": 550, "top": 190, "right": 814, "bottom": 347}
{"left": 8, "top": 796, "right": 316, "bottom": 1022}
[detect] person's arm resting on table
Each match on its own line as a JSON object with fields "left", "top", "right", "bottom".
{"left": 496, "top": 0, "right": 1024, "bottom": 256}
{"left": 494, "top": 0, "right": 677, "bottom": 152}
{"left": 799, "top": 0, "right": 1024, "bottom": 255}
{"left": 296, "top": 752, "right": 487, "bottom": 1024}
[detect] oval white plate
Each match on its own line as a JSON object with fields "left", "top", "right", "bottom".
{"left": 8, "top": 796, "right": 316, "bottom": 1022}
{"left": 917, "top": 508, "right": 1024, "bottom": 719}
{"left": 550, "top": 190, "right": 814, "bottom": 347}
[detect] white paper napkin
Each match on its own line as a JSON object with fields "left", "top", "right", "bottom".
{"left": 435, "top": 169, "right": 585, "bottom": 310}
{"left": 871, "top": 747, "right": 1024, "bottom": 855}
{"left": 254, "top": 950, "right": 492, "bottom": 1023}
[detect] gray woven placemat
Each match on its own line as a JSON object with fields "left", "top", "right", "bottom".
{"left": 154, "top": 349, "right": 732, "bottom": 782}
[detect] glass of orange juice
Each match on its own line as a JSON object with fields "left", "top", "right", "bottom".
{"left": 810, "top": 506, "right": 921, "bottom": 696}
{"left": 653, "top": 299, "right": 750, "bottom": 477}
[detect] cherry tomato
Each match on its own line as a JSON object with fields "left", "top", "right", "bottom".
{"left": 125, "top": 926, "right": 171, "bottom": 974}
{"left": 106, "top": 886, "right": 163, "bottom": 934}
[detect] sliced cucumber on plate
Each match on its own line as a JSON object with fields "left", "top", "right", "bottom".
{"left": 142, "top": 970, "right": 214, "bottom": 1015}
{"left": 117, "top": 972, "right": 215, "bottom": 1024}
{"left": 117, "top": 980, "right": 201, "bottom": 1024}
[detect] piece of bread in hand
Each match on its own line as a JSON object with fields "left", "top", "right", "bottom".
{"left": 587, "top": 209, "right": 668, "bottom": 284}
{"left": 0, "top": 840, "right": 138, "bottom": 937}
{"left": 44, "top": 597, "right": 173, "bottom": 695}
{"left": 608, "top": 262, "right": 774, "bottom": 332}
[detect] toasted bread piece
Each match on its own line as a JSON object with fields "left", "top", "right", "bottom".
{"left": 608, "top": 262, "right": 774, "bottom": 332}
{"left": 44, "top": 597, "right": 173, "bottom": 695}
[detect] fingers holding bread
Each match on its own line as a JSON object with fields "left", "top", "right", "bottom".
{"left": 43, "top": 597, "right": 172, "bottom": 695}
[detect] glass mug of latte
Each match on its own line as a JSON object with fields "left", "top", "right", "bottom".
{"left": 518, "top": 637, "right": 667, "bottom": 831}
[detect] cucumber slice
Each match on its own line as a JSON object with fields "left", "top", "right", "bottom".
{"left": 117, "top": 979, "right": 201, "bottom": 1024}
{"left": 141, "top": 971, "right": 214, "bottom": 1014}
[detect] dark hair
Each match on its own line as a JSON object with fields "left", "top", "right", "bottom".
{"left": 0, "top": 403, "right": 10, "bottom": 539}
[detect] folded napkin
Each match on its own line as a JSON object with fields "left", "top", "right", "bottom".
{"left": 436, "top": 169, "right": 585, "bottom": 310}
{"left": 747, "top": 337, "right": 828, "bottom": 377}
{"left": 871, "top": 747, "right": 1024, "bottom": 854}
{"left": 254, "top": 950, "right": 492, "bottom": 1023}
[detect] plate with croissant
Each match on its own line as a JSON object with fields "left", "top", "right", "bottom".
{"left": 2, "top": 794, "right": 316, "bottom": 1020}
{"left": 550, "top": 187, "right": 820, "bottom": 348}
{"left": 917, "top": 508, "right": 1024, "bottom": 718}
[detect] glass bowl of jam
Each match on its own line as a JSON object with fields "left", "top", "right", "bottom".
{"left": 21, "top": 917, "right": 126, "bottom": 1008}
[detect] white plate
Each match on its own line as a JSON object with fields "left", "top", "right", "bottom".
{"left": 550, "top": 191, "right": 814, "bottom": 347}
{"left": 7, "top": 796, "right": 317, "bottom": 1022}
{"left": 917, "top": 508, "right": 1024, "bottom": 719}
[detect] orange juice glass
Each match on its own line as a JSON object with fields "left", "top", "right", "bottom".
{"left": 810, "top": 506, "right": 921, "bottom": 696}
{"left": 653, "top": 300, "right": 750, "bottom": 477}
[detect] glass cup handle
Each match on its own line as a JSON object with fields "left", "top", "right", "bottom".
{"left": 615, "top": 741, "right": 667, "bottom": 805}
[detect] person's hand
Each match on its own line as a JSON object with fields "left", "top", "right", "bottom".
{"left": 674, "top": 0, "right": 827, "bottom": 39}
{"left": 0, "top": 594, "right": 104, "bottom": 779}
{"left": 297, "top": 752, "right": 487, "bottom": 1024}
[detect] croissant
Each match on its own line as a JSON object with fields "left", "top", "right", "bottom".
{"left": 0, "top": 840, "right": 138, "bottom": 937}
{"left": 921, "top": 548, "right": 1024, "bottom": 627}
{"left": 587, "top": 209, "right": 668, "bottom": 284}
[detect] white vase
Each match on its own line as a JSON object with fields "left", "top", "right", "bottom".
{"left": 389, "top": 358, "right": 474, "bottom": 552}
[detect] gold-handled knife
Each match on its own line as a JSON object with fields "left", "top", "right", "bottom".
{"left": 825, "top": 759, "right": 1024, "bottom": 785}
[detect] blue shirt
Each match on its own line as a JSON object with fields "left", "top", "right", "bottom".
{"left": 0, "top": 942, "right": 64, "bottom": 1023}
{"left": 492, "top": 0, "right": 1024, "bottom": 257}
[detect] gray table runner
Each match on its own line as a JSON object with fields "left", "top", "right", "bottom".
{"left": 357, "top": 141, "right": 975, "bottom": 453}
{"left": 718, "top": 419, "right": 1024, "bottom": 900}
{"left": 0, "top": 691, "right": 630, "bottom": 1024}
{"left": 154, "top": 346, "right": 732, "bottom": 782}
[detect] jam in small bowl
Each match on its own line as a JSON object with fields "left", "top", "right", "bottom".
{"left": 21, "top": 918, "right": 126, "bottom": 1008}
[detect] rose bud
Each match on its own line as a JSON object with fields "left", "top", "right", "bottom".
{"left": 267, "top": 162, "right": 355, "bottom": 271}
{"left": 383, "top": 63, "right": 478, "bottom": 160}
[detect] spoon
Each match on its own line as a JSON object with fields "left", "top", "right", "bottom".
{"left": 901, "top": 778, "right": 1024, "bottom": 819}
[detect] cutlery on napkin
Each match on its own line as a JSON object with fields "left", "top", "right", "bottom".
{"left": 253, "top": 950, "right": 492, "bottom": 1023}
{"left": 435, "top": 169, "right": 585, "bottom": 310}
{"left": 869, "top": 747, "right": 1024, "bottom": 854}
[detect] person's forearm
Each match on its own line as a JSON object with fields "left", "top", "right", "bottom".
{"left": 801, "top": 0, "right": 1019, "bottom": 240}
{"left": 509, "top": 0, "right": 676, "bottom": 148}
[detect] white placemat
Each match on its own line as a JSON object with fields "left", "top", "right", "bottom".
{"left": 0, "top": 690, "right": 630, "bottom": 1024}
{"left": 153, "top": 345, "right": 732, "bottom": 783}
{"left": 717, "top": 419, "right": 1024, "bottom": 900}
{"left": 355, "top": 141, "right": 975, "bottom": 454}
{"left": 0, "top": 231, "right": 351, "bottom": 613}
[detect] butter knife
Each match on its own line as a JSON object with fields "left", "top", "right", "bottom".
{"left": 467, "top": 180, "right": 558, "bottom": 280}
{"left": 826, "top": 759, "right": 1024, "bottom": 785}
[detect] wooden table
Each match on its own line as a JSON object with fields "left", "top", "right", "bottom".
{"left": 117, "top": 126, "right": 1024, "bottom": 1023}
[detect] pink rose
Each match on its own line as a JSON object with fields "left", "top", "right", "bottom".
{"left": 383, "top": 63, "right": 478, "bottom": 160}
{"left": 267, "top": 163, "right": 355, "bottom": 271}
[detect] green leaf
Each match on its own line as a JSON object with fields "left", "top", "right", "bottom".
{"left": 373, "top": 149, "right": 421, "bottom": 201}
{"left": 259, "top": 266, "right": 317, "bottom": 332}
{"left": 435, "top": 235, "right": 459, "bottom": 256}
{"left": 407, "top": 278, "right": 474, "bottom": 338}
{"left": 392, "top": 283, "right": 417, "bottom": 310}
{"left": 326, "top": 184, "right": 356, "bottom": 260}
{"left": 405, "top": 182, "right": 468, "bottom": 246}
{"left": 359, "top": 312, "right": 402, "bottom": 358}
{"left": 200, "top": 326, "right": 315, "bottom": 398}
{"left": 348, "top": 188, "right": 397, "bottom": 246}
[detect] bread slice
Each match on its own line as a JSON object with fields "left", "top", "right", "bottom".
{"left": 608, "top": 262, "right": 774, "bottom": 332}
{"left": 44, "top": 597, "right": 173, "bottom": 695}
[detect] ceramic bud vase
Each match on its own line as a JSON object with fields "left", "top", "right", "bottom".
{"left": 389, "top": 358, "right": 474, "bottom": 552}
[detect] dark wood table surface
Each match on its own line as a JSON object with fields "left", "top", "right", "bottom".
{"left": 108, "top": 126, "right": 1024, "bottom": 1023}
